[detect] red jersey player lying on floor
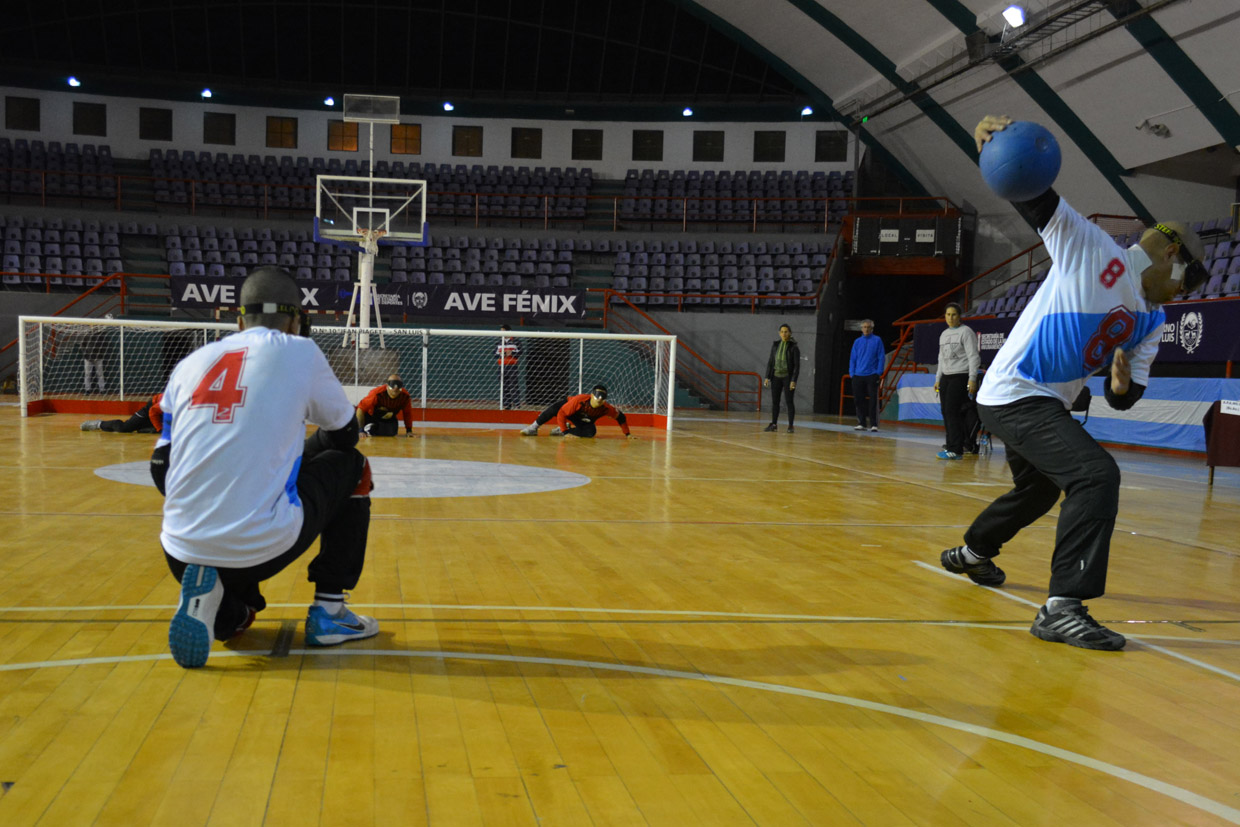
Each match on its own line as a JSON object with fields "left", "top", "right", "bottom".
{"left": 520, "top": 384, "right": 635, "bottom": 438}
{"left": 80, "top": 393, "right": 164, "bottom": 434}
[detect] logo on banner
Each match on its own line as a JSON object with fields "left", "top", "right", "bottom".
{"left": 410, "top": 291, "right": 429, "bottom": 309}
{"left": 1177, "top": 311, "right": 1203, "bottom": 354}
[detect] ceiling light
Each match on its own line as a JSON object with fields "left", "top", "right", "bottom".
{"left": 682, "top": 107, "right": 693, "bottom": 117}
{"left": 200, "top": 88, "right": 213, "bottom": 98}
{"left": 801, "top": 106, "right": 813, "bottom": 116}
{"left": 67, "top": 76, "right": 81, "bottom": 87}
{"left": 443, "top": 102, "right": 455, "bottom": 112}
{"left": 1002, "top": 5, "right": 1026, "bottom": 27}
{"left": 324, "top": 97, "right": 335, "bottom": 106}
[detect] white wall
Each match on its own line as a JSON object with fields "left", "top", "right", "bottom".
{"left": 2, "top": 86, "right": 854, "bottom": 181}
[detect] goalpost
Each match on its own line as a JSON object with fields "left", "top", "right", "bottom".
{"left": 18, "top": 316, "right": 678, "bottom": 429}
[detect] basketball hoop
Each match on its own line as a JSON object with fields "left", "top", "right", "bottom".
{"left": 356, "top": 227, "right": 387, "bottom": 256}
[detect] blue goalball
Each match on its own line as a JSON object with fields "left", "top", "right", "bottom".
{"left": 979, "top": 121, "right": 1061, "bottom": 201}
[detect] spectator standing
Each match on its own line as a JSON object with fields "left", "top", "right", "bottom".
{"left": 763, "top": 324, "right": 800, "bottom": 433}
{"left": 849, "top": 319, "right": 885, "bottom": 431}
{"left": 934, "top": 303, "right": 981, "bottom": 459}
{"left": 496, "top": 325, "right": 522, "bottom": 409}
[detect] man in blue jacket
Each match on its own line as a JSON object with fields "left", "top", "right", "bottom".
{"left": 849, "top": 319, "right": 885, "bottom": 431}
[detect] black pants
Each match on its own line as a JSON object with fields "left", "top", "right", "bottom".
{"left": 533, "top": 396, "right": 598, "bottom": 437}
{"left": 500, "top": 364, "right": 521, "bottom": 408}
{"left": 100, "top": 410, "right": 157, "bottom": 434}
{"left": 768, "top": 376, "right": 795, "bottom": 426}
{"left": 361, "top": 412, "right": 399, "bottom": 436}
{"left": 852, "top": 374, "right": 880, "bottom": 427}
{"left": 939, "top": 373, "right": 979, "bottom": 454}
{"left": 164, "top": 439, "right": 370, "bottom": 640}
{"left": 964, "top": 396, "right": 1119, "bottom": 600}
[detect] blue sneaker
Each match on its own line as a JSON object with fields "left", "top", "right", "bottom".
{"left": 169, "top": 564, "right": 223, "bottom": 668}
{"left": 305, "top": 603, "right": 379, "bottom": 647}
{"left": 936, "top": 450, "right": 962, "bottom": 460}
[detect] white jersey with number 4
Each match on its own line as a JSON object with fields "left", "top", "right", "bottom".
{"left": 156, "top": 327, "right": 355, "bottom": 567}
{"left": 977, "top": 198, "right": 1165, "bottom": 408}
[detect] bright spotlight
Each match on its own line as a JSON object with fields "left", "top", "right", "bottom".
{"left": 443, "top": 102, "right": 455, "bottom": 112}
{"left": 68, "top": 76, "right": 81, "bottom": 87}
{"left": 682, "top": 107, "right": 693, "bottom": 117}
{"left": 1002, "top": 5, "right": 1026, "bottom": 27}
{"left": 200, "top": 88, "right": 213, "bottom": 98}
{"left": 801, "top": 106, "right": 813, "bottom": 116}
{"left": 324, "top": 97, "right": 335, "bottom": 106}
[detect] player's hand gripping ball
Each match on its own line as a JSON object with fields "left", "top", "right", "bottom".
{"left": 979, "top": 120, "right": 1061, "bottom": 201}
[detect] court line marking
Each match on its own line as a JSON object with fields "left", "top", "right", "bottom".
{"left": 0, "top": 602, "right": 1236, "bottom": 645}
{"left": 913, "top": 560, "right": 1240, "bottom": 683}
{"left": 0, "top": 645, "right": 1235, "bottom": 823}
{"left": 685, "top": 431, "right": 1240, "bottom": 558}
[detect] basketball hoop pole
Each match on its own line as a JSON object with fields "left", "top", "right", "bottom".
{"left": 357, "top": 122, "right": 378, "bottom": 349}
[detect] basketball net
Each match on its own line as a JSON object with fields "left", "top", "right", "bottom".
{"left": 356, "top": 227, "right": 387, "bottom": 257}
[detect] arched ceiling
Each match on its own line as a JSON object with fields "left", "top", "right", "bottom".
{"left": 2, "top": 0, "right": 1239, "bottom": 229}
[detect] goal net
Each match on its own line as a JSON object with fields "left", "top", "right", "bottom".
{"left": 18, "top": 317, "right": 677, "bottom": 428}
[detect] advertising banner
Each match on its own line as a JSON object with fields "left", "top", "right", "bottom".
{"left": 171, "top": 277, "right": 587, "bottom": 320}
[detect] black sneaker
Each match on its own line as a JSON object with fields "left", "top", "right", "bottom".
{"left": 764, "top": 423, "right": 778, "bottom": 432}
{"left": 1030, "top": 604, "right": 1126, "bottom": 651}
{"left": 940, "top": 546, "right": 1006, "bottom": 586}
{"left": 786, "top": 425, "right": 795, "bottom": 433}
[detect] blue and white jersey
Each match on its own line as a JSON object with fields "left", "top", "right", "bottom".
{"left": 978, "top": 198, "right": 1164, "bottom": 408}
{"left": 157, "top": 326, "right": 355, "bottom": 567}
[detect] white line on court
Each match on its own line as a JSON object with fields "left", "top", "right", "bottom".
{"left": 0, "top": 645, "right": 1236, "bottom": 823}
{"left": 912, "top": 560, "right": 1240, "bottom": 682}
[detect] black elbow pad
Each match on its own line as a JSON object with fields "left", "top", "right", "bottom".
{"left": 150, "top": 443, "right": 170, "bottom": 496}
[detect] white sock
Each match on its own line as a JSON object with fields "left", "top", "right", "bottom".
{"left": 1046, "top": 596, "right": 1082, "bottom": 613}
{"left": 314, "top": 593, "right": 346, "bottom": 616}
{"left": 960, "top": 545, "right": 985, "bottom": 564}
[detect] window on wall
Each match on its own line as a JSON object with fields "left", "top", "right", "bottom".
{"left": 511, "top": 127, "right": 542, "bottom": 159}
{"left": 328, "top": 120, "right": 359, "bottom": 152}
{"left": 632, "top": 130, "right": 663, "bottom": 162}
{"left": 815, "top": 130, "right": 848, "bottom": 163}
{"left": 693, "top": 131, "right": 725, "bottom": 163}
{"left": 203, "top": 112, "right": 236, "bottom": 145}
{"left": 6, "top": 96, "right": 41, "bottom": 131}
{"left": 266, "top": 116, "right": 297, "bottom": 149}
{"left": 139, "top": 107, "right": 173, "bottom": 142}
{"left": 572, "top": 129, "right": 603, "bottom": 161}
{"left": 73, "top": 102, "right": 106, "bottom": 137}
{"left": 453, "top": 125, "right": 483, "bottom": 157}
{"left": 753, "top": 130, "right": 786, "bottom": 163}
{"left": 391, "top": 123, "right": 422, "bottom": 155}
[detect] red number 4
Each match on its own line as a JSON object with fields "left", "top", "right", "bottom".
{"left": 190, "top": 349, "right": 248, "bottom": 423}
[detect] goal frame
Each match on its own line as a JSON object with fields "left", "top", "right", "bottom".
{"left": 18, "top": 316, "right": 678, "bottom": 431}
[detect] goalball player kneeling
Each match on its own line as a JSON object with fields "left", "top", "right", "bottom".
{"left": 153, "top": 266, "right": 379, "bottom": 668}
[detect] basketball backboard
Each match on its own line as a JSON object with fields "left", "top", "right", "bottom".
{"left": 315, "top": 175, "right": 428, "bottom": 250}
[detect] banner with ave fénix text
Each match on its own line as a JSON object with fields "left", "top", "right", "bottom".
{"left": 171, "top": 276, "right": 587, "bottom": 320}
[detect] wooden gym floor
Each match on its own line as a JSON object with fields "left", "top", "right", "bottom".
{"left": 1, "top": 404, "right": 1239, "bottom": 826}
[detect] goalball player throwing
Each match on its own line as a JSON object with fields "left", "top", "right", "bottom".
{"left": 939, "top": 115, "right": 1207, "bottom": 651}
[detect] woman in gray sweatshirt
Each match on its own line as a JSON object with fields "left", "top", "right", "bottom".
{"left": 934, "top": 303, "right": 981, "bottom": 458}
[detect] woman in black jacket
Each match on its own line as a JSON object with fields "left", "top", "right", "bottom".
{"left": 763, "top": 324, "right": 800, "bottom": 432}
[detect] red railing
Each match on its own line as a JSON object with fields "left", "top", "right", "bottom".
{"left": 601, "top": 291, "right": 762, "bottom": 412}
